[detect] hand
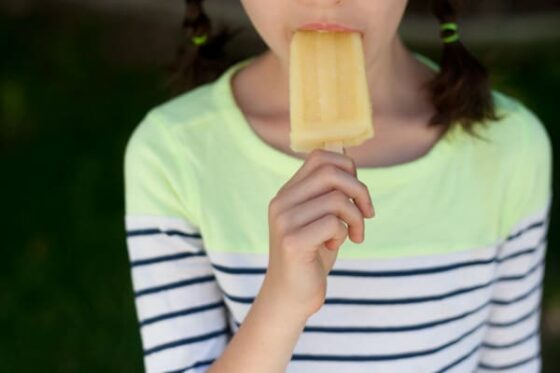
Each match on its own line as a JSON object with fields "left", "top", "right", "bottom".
{"left": 263, "top": 149, "right": 375, "bottom": 319}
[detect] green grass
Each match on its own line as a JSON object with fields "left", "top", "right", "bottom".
{"left": 1, "top": 7, "right": 559, "bottom": 372}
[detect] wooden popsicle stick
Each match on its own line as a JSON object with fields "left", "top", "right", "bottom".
{"left": 323, "top": 141, "right": 344, "bottom": 154}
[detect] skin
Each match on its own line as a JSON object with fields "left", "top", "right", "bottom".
{"left": 234, "top": 0, "right": 445, "bottom": 168}
{"left": 208, "top": 1, "right": 441, "bottom": 372}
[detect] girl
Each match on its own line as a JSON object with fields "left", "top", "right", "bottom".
{"left": 124, "top": 0, "right": 553, "bottom": 372}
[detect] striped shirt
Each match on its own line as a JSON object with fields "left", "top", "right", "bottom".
{"left": 123, "top": 53, "right": 553, "bottom": 372}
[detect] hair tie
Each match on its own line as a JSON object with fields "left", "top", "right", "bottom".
{"left": 440, "top": 22, "right": 460, "bottom": 44}
{"left": 192, "top": 34, "right": 208, "bottom": 46}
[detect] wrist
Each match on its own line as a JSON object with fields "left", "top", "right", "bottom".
{"left": 256, "top": 276, "right": 312, "bottom": 325}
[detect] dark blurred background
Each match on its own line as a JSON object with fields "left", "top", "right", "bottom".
{"left": 1, "top": 0, "right": 558, "bottom": 371}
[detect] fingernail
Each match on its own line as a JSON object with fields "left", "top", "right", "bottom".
{"left": 368, "top": 202, "right": 375, "bottom": 218}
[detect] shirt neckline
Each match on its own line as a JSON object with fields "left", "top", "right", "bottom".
{"left": 213, "top": 52, "right": 462, "bottom": 186}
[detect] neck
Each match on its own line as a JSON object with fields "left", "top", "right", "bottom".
{"left": 255, "top": 35, "right": 432, "bottom": 119}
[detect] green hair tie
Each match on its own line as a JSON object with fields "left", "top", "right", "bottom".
{"left": 439, "top": 22, "right": 460, "bottom": 44}
{"left": 192, "top": 34, "right": 208, "bottom": 46}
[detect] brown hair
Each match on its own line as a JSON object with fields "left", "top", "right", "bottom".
{"left": 165, "top": 0, "right": 240, "bottom": 95}
{"left": 168, "top": 0, "right": 501, "bottom": 138}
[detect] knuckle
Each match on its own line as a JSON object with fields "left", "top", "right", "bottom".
{"left": 326, "top": 215, "right": 340, "bottom": 230}
{"left": 320, "top": 164, "right": 340, "bottom": 179}
{"left": 334, "top": 191, "right": 351, "bottom": 209}
{"left": 309, "top": 148, "right": 327, "bottom": 160}
{"left": 268, "top": 197, "right": 281, "bottom": 215}
{"left": 308, "top": 149, "right": 328, "bottom": 168}
{"left": 337, "top": 220, "right": 348, "bottom": 238}
{"left": 339, "top": 222, "right": 349, "bottom": 237}
{"left": 359, "top": 180, "right": 370, "bottom": 194}
{"left": 347, "top": 156, "right": 356, "bottom": 172}
{"left": 275, "top": 211, "right": 291, "bottom": 232}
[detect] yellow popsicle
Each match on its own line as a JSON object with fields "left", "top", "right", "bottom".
{"left": 289, "top": 30, "right": 374, "bottom": 154}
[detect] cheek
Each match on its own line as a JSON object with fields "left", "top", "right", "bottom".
{"left": 242, "top": 0, "right": 290, "bottom": 56}
{"left": 361, "top": 1, "right": 408, "bottom": 49}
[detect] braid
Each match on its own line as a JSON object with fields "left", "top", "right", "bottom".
{"left": 427, "top": 0, "right": 501, "bottom": 139}
{"left": 166, "top": 0, "right": 239, "bottom": 96}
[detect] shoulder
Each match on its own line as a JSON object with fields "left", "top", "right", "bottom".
{"left": 124, "top": 81, "right": 223, "bottom": 165}
{"left": 123, "top": 84, "right": 222, "bottom": 221}
{"left": 130, "top": 82, "right": 220, "bottom": 142}
{"left": 487, "top": 90, "right": 553, "bottom": 232}
{"left": 488, "top": 90, "right": 552, "bottom": 157}
{"left": 468, "top": 89, "right": 552, "bottom": 176}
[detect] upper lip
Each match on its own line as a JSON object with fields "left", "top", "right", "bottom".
{"left": 297, "top": 22, "right": 362, "bottom": 36}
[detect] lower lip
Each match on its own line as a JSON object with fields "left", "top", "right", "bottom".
{"left": 299, "top": 23, "right": 361, "bottom": 34}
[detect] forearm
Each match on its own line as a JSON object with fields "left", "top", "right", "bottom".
{"left": 207, "top": 278, "right": 309, "bottom": 373}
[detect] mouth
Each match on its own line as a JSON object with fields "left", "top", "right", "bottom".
{"left": 297, "top": 22, "right": 363, "bottom": 37}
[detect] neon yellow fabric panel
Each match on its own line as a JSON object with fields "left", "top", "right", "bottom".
{"left": 124, "top": 53, "right": 553, "bottom": 259}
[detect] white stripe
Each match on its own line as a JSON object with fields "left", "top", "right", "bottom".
{"left": 488, "top": 288, "right": 541, "bottom": 325}
{"left": 125, "top": 215, "right": 203, "bottom": 262}
{"left": 484, "top": 311, "right": 539, "bottom": 346}
{"left": 286, "top": 326, "right": 485, "bottom": 373}
{"left": 294, "top": 308, "right": 488, "bottom": 355}
{"left": 481, "top": 334, "right": 539, "bottom": 366}
{"left": 123, "top": 203, "right": 549, "bottom": 372}
{"left": 478, "top": 357, "right": 540, "bottom": 373}
{"left": 132, "top": 256, "right": 214, "bottom": 290}
{"left": 492, "top": 261, "right": 544, "bottom": 300}
{"left": 496, "top": 241, "right": 545, "bottom": 276}
{"left": 207, "top": 239, "right": 499, "bottom": 272}
{"left": 144, "top": 335, "right": 226, "bottom": 373}
{"left": 135, "top": 281, "right": 223, "bottom": 321}
{"left": 141, "top": 307, "right": 228, "bottom": 350}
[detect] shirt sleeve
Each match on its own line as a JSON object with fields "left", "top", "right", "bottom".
{"left": 478, "top": 105, "right": 553, "bottom": 372}
{"left": 123, "top": 112, "right": 231, "bottom": 373}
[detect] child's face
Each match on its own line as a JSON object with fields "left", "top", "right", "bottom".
{"left": 241, "top": 0, "right": 409, "bottom": 67}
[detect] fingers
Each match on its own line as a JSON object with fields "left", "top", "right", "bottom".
{"left": 280, "top": 149, "right": 356, "bottom": 192}
{"left": 278, "top": 163, "right": 373, "bottom": 220}
{"left": 276, "top": 189, "right": 365, "bottom": 244}
{"left": 282, "top": 214, "right": 348, "bottom": 254}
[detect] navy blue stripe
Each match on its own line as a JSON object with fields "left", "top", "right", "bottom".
{"left": 211, "top": 234, "right": 545, "bottom": 279}
{"left": 287, "top": 325, "right": 538, "bottom": 366}
{"left": 488, "top": 303, "right": 540, "bottom": 327}
{"left": 224, "top": 269, "right": 541, "bottom": 306}
{"left": 140, "top": 300, "right": 225, "bottom": 327}
{"left": 491, "top": 279, "right": 543, "bottom": 306}
{"left": 482, "top": 329, "right": 539, "bottom": 349}
{"left": 498, "top": 235, "right": 544, "bottom": 263}
{"left": 234, "top": 291, "right": 538, "bottom": 333}
{"left": 132, "top": 252, "right": 206, "bottom": 267}
{"left": 291, "top": 319, "right": 486, "bottom": 362}
{"left": 497, "top": 259, "right": 543, "bottom": 282}
{"left": 144, "top": 326, "right": 229, "bottom": 356}
{"left": 233, "top": 295, "right": 537, "bottom": 335}
{"left": 478, "top": 353, "right": 539, "bottom": 370}
{"left": 212, "top": 263, "right": 265, "bottom": 274}
{"left": 323, "top": 281, "right": 492, "bottom": 305}
{"left": 127, "top": 228, "right": 202, "bottom": 239}
{"left": 305, "top": 300, "right": 489, "bottom": 333}
{"left": 165, "top": 359, "right": 216, "bottom": 373}
{"left": 438, "top": 334, "right": 541, "bottom": 372}
{"left": 506, "top": 220, "right": 544, "bottom": 242}
{"left": 435, "top": 343, "right": 481, "bottom": 372}
{"left": 135, "top": 275, "right": 215, "bottom": 298}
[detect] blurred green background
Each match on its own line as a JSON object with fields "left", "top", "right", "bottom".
{"left": 1, "top": 1, "right": 558, "bottom": 371}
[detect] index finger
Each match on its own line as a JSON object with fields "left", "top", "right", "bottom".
{"left": 281, "top": 148, "right": 357, "bottom": 192}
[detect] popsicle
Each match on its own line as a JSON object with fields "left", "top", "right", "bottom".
{"left": 289, "top": 30, "right": 374, "bottom": 154}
